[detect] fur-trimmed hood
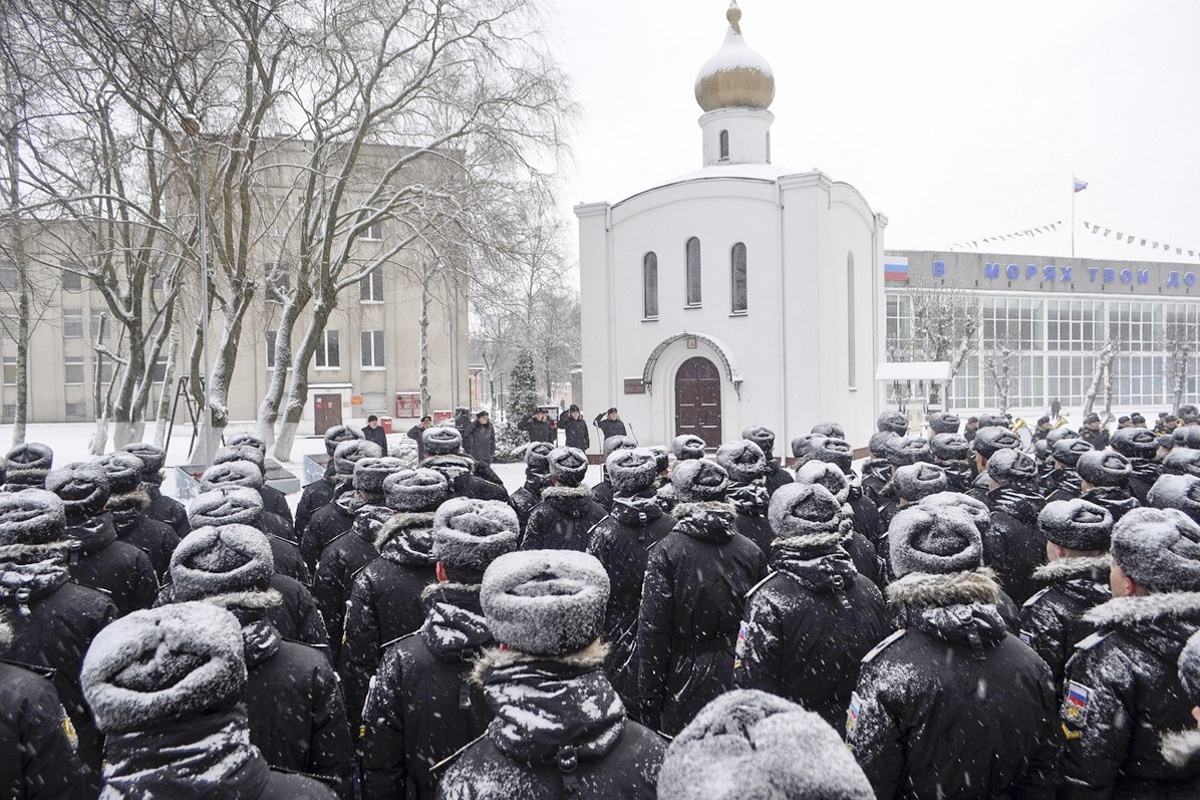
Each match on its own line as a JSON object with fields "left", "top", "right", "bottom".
{"left": 1084, "top": 591, "right": 1200, "bottom": 663}
{"left": 107, "top": 489, "right": 151, "bottom": 514}
{"left": 886, "top": 567, "right": 1001, "bottom": 608}
{"left": 1161, "top": 728, "right": 1200, "bottom": 769}
{"left": 541, "top": 484, "right": 593, "bottom": 501}
{"left": 374, "top": 511, "right": 436, "bottom": 567}
{"left": 671, "top": 501, "right": 737, "bottom": 544}
{"left": 471, "top": 638, "right": 608, "bottom": 686}
{"left": 540, "top": 484, "right": 597, "bottom": 519}
{"left": 888, "top": 569, "right": 1008, "bottom": 648}
{"left": 1032, "top": 554, "right": 1110, "bottom": 583}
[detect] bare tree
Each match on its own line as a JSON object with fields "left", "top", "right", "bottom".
{"left": 890, "top": 275, "right": 981, "bottom": 407}
{"left": 1081, "top": 337, "right": 1120, "bottom": 419}
{"left": 1164, "top": 317, "right": 1193, "bottom": 415}
{"left": 983, "top": 339, "right": 1016, "bottom": 415}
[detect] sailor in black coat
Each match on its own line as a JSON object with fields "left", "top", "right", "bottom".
{"left": 716, "top": 439, "right": 774, "bottom": 557}
{"left": 103, "top": 461, "right": 181, "bottom": 581}
{"left": 558, "top": 405, "right": 590, "bottom": 451}
{"left": 423, "top": 454, "right": 510, "bottom": 503}
{"left": 123, "top": 442, "right": 190, "bottom": 538}
{"left": 296, "top": 425, "right": 366, "bottom": 545}
{"left": 1043, "top": 437, "right": 1093, "bottom": 502}
{"left": 522, "top": 447, "right": 607, "bottom": 551}
{"left": 301, "top": 439, "right": 383, "bottom": 572}
{"left": 215, "top": 439, "right": 295, "bottom": 526}
{"left": 1111, "top": 426, "right": 1164, "bottom": 505}
{"left": 741, "top": 425, "right": 793, "bottom": 497}
{"left": 979, "top": 449, "right": 1048, "bottom": 605}
{"left": 518, "top": 409, "right": 556, "bottom": 444}
{"left": 1077, "top": 448, "right": 1141, "bottom": 522}
{"left": 590, "top": 435, "right": 637, "bottom": 513}
{"left": 189, "top": 486, "right": 309, "bottom": 583}
{"left": 509, "top": 442, "right": 553, "bottom": 534}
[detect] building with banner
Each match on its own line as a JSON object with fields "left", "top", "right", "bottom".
{"left": 885, "top": 250, "right": 1200, "bottom": 423}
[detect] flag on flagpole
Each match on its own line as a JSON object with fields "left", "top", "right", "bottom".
{"left": 1073, "top": 176, "right": 1089, "bottom": 193}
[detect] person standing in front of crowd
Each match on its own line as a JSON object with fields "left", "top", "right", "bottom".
{"left": 594, "top": 407, "right": 628, "bottom": 443}
{"left": 406, "top": 415, "right": 433, "bottom": 462}
{"left": 463, "top": 411, "right": 496, "bottom": 465}
{"left": 559, "top": 404, "right": 590, "bottom": 451}
{"left": 518, "top": 407, "right": 555, "bottom": 444}
{"left": 362, "top": 415, "right": 388, "bottom": 453}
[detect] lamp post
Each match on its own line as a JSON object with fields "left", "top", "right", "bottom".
{"left": 182, "top": 116, "right": 214, "bottom": 466}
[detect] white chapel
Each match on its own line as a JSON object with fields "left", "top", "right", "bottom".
{"left": 576, "top": 2, "right": 887, "bottom": 450}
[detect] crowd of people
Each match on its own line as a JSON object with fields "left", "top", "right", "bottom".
{"left": 3, "top": 402, "right": 1200, "bottom": 798}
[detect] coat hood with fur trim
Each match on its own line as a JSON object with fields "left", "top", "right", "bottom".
{"left": 671, "top": 501, "right": 737, "bottom": 544}
{"left": 374, "top": 511, "right": 437, "bottom": 568}
{"left": 886, "top": 568, "right": 1008, "bottom": 647}
{"left": 539, "top": 484, "right": 596, "bottom": 519}
{"left": 1083, "top": 591, "right": 1200, "bottom": 663}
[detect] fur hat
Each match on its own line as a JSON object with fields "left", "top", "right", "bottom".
{"left": 919, "top": 492, "right": 992, "bottom": 538}
{"left": 928, "top": 412, "right": 961, "bottom": 435}
{"left": 383, "top": 468, "right": 448, "bottom": 513}
{"left": 432, "top": 498, "right": 519, "bottom": 573}
{"left": 715, "top": 440, "right": 767, "bottom": 483}
{"left": 972, "top": 426, "right": 1021, "bottom": 459}
{"left": 524, "top": 441, "right": 554, "bottom": 474}
{"left": 1164, "top": 448, "right": 1200, "bottom": 479}
{"left": 1084, "top": 412, "right": 1101, "bottom": 425}
{"left": 121, "top": 443, "right": 166, "bottom": 475}
{"left": 334, "top": 439, "right": 383, "bottom": 476}
{"left": 877, "top": 410, "right": 908, "bottom": 435}
{"left": 323, "top": 424, "right": 364, "bottom": 457}
{"left": 98, "top": 452, "right": 144, "bottom": 495}
{"left": 672, "top": 434, "right": 708, "bottom": 461}
{"left": 768, "top": 483, "right": 844, "bottom": 541}
{"left": 656, "top": 689, "right": 874, "bottom": 800}
{"left": 1033, "top": 439, "right": 1051, "bottom": 461}
{"left": 170, "top": 524, "right": 275, "bottom": 601}
{"left": 45, "top": 462, "right": 111, "bottom": 521}
{"left": 353, "top": 456, "right": 405, "bottom": 494}
{"left": 793, "top": 436, "right": 853, "bottom": 472}
{"left": 1052, "top": 438, "right": 1093, "bottom": 468}
{"left": 1110, "top": 508, "right": 1200, "bottom": 593}
{"left": 1038, "top": 499, "right": 1113, "bottom": 551}
{"left": 1148, "top": 474, "right": 1200, "bottom": 523}
{"left": 548, "top": 447, "right": 589, "bottom": 487}
{"left": 3, "top": 443, "right": 54, "bottom": 488}
{"left": 986, "top": 448, "right": 1038, "bottom": 484}
{"left": 225, "top": 433, "right": 267, "bottom": 456}
{"left": 649, "top": 446, "right": 670, "bottom": 474}
{"left": 1160, "top": 434, "right": 1176, "bottom": 452}
{"left": 810, "top": 422, "right": 846, "bottom": 439}
{"left": 1077, "top": 450, "right": 1132, "bottom": 487}
{"left": 0, "top": 489, "right": 66, "bottom": 546}
{"left": 602, "top": 435, "right": 637, "bottom": 459}
{"left": 1111, "top": 427, "right": 1160, "bottom": 460}
{"left": 884, "top": 436, "right": 932, "bottom": 468}
{"left": 606, "top": 448, "right": 659, "bottom": 494}
{"left": 671, "top": 459, "right": 729, "bottom": 503}
{"left": 1180, "top": 631, "right": 1200, "bottom": 707}
{"left": 1180, "top": 404, "right": 1200, "bottom": 425}
{"left": 889, "top": 505, "right": 984, "bottom": 578}
{"left": 81, "top": 602, "right": 247, "bottom": 735}
{"left": 481, "top": 549, "right": 609, "bottom": 657}
{"left": 422, "top": 426, "right": 462, "bottom": 456}
{"left": 1045, "top": 427, "right": 1080, "bottom": 446}
{"left": 213, "top": 445, "right": 265, "bottom": 474}
{"left": 188, "top": 487, "right": 263, "bottom": 529}
{"left": 1175, "top": 426, "right": 1200, "bottom": 450}
{"left": 868, "top": 431, "right": 898, "bottom": 458}
{"left": 740, "top": 426, "right": 776, "bottom": 457}
{"left": 929, "top": 433, "right": 970, "bottom": 462}
{"left": 793, "top": 461, "right": 850, "bottom": 504}
{"left": 978, "top": 412, "right": 1009, "bottom": 429}
{"left": 199, "top": 461, "right": 263, "bottom": 492}
{"left": 892, "top": 463, "right": 950, "bottom": 502}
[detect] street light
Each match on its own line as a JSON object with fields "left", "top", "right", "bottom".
{"left": 182, "top": 115, "right": 214, "bottom": 466}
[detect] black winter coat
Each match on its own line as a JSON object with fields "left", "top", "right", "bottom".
{"left": 407, "top": 425, "right": 429, "bottom": 461}
{"left": 143, "top": 479, "right": 190, "bottom": 538}
{"left": 64, "top": 514, "right": 159, "bottom": 616}
{"left": 155, "top": 573, "right": 329, "bottom": 649}
{"left": 463, "top": 422, "right": 495, "bottom": 464}
{"left": 726, "top": 480, "right": 774, "bottom": 557}
{"left": 763, "top": 459, "right": 793, "bottom": 496}
{"left": 262, "top": 484, "right": 295, "bottom": 526}
{"left": 443, "top": 470, "right": 510, "bottom": 503}
{"left": 518, "top": 415, "right": 555, "bottom": 444}
{"left": 1059, "top": 592, "right": 1200, "bottom": 797}
{"left": 267, "top": 530, "right": 310, "bottom": 584}
{"left": 437, "top": 650, "right": 665, "bottom": 800}
{"left": 1081, "top": 427, "right": 1111, "bottom": 451}
{"left": 0, "top": 659, "right": 91, "bottom": 799}
{"left": 521, "top": 485, "right": 608, "bottom": 552}
{"left": 859, "top": 459, "right": 891, "bottom": 508}
{"left": 303, "top": 489, "right": 360, "bottom": 574}
{"left": 511, "top": 471, "right": 550, "bottom": 534}
{"left": 341, "top": 512, "right": 438, "bottom": 730}
{"left": 637, "top": 502, "right": 767, "bottom": 735}
{"left": 109, "top": 490, "right": 181, "bottom": 580}
{"left": 847, "top": 484, "right": 884, "bottom": 548}
{"left": 594, "top": 416, "right": 627, "bottom": 442}
{"left": 848, "top": 571, "right": 1059, "bottom": 799}
{"left": 362, "top": 424, "right": 389, "bottom": 454}
{"left": 558, "top": 412, "right": 590, "bottom": 451}
{"left": 982, "top": 482, "right": 1048, "bottom": 605}
{"left": 1044, "top": 467, "right": 1084, "bottom": 502}
{"left": 1127, "top": 458, "right": 1164, "bottom": 505}
{"left": 359, "top": 583, "right": 495, "bottom": 800}
{"left": 312, "top": 507, "right": 383, "bottom": 666}
{"left": 1018, "top": 555, "right": 1110, "bottom": 689}
{"left": 296, "top": 468, "right": 340, "bottom": 551}
{"left": 590, "top": 478, "right": 615, "bottom": 513}
{"left": 940, "top": 460, "right": 975, "bottom": 493}
{"left": 1079, "top": 485, "right": 1140, "bottom": 522}
{"left": 734, "top": 544, "right": 887, "bottom": 731}
{"left": 585, "top": 493, "right": 675, "bottom": 713}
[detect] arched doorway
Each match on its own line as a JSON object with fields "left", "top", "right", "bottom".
{"left": 675, "top": 356, "right": 722, "bottom": 445}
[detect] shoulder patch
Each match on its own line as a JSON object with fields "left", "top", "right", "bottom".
{"left": 1074, "top": 631, "right": 1109, "bottom": 651}
{"left": 744, "top": 570, "right": 780, "bottom": 600}
{"left": 1022, "top": 586, "right": 1051, "bottom": 609}
{"left": 862, "top": 629, "right": 907, "bottom": 664}
{"left": 846, "top": 691, "right": 863, "bottom": 741}
{"left": 1062, "top": 681, "right": 1094, "bottom": 728}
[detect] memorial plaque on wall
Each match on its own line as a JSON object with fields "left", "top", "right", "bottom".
{"left": 623, "top": 378, "right": 646, "bottom": 395}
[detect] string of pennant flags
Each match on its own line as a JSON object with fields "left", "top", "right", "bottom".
{"left": 1079, "top": 221, "right": 1199, "bottom": 259}
{"left": 947, "top": 221, "right": 1064, "bottom": 251}
{"left": 949, "top": 219, "right": 1200, "bottom": 260}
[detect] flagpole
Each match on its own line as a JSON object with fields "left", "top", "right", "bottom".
{"left": 1071, "top": 185, "right": 1075, "bottom": 258}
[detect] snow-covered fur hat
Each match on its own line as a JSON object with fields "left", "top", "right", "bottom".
{"left": 740, "top": 426, "right": 776, "bottom": 457}
{"left": 1110, "top": 508, "right": 1200, "bottom": 593}
{"left": 889, "top": 505, "right": 984, "bottom": 578}
{"left": 170, "top": 524, "right": 275, "bottom": 602}
{"left": 524, "top": 441, "right": 554, "bottom": 474}
{"left": 1111, "top": 427, "right": 1160, "bottom": 460}
{"left": 98, "top": 452, "right": 145, "bottom": 495}
{"left": 649, "top": 446, "right": 670, "bottom": 474}
{"left": 1148, "top": 474, "right": 1200, "bottom": 523}
{"left": 657, "top": 689, "right": 874, "bottom": 800}
{"left": 672, "top": 434, "right": 708, "bottom": 461}
{"left": 1039, "top": 499, "right": 1113, "bottom": 552}
{"left": 1175, "top": 426, "right": 1200, "bottom": 450}
{"left": 793, "top": 461, "right": 850, "bottom": 505}
{"left": 892, "top": 463, "right": 950, "bottom": 502}
{"left": 1165, "top": 448, "right": 1200, "bottom": 479}
{"left": 877, "top": 410, "right": 908, "bottom": 435}
{"left": 972, "top": 427, "right": 1020, "bottom": 459}
{"left": 1160, "top": 434, "right": 1177, "bottom": 453}
{"left": 3, "top": 443, "right": 54, "bottom": 488}
{"left": 715, "top": 440, "right": 767, "bottom": 483}
{"left": 884, "top": 435, "right": 932, "bottom": 468}
{"left": 334, "top": 439, "right": 383, "bottom": 476}
{"left": 1180, "top": 404, "right": 1200, "bottom": 426}
{"left": 480, "top": 549, "right": 609, "bottom": 657}
{"left": 81, "top": 602, "right": 247, "bottom": 735}
{"left": 199, "top": 461, "right": 263, "bottom": 492}
{"left": 384, "top": 468, "right": 448, "bottom": 513}
{"left": 423, "top": 426, "right": 462, "bottom": 456}
{"left": 188, "top": 487, "right": 263, "bottom": 529}
{"left": 793, "top": 436, "right": 853, "bottom": 472}
{"left": 868, "top": 431, "right": 898, "bottom": 458}
{"left": 928, "top": 412, "right": 961, "bottom": 435}
{"left": 1052, "top": 438, "right": 1093, "bottom": 468}
{"left": 323, "top": 424, "right": 363, "bottom": 457}
{"left": 986, "top": 448, "right": 1038, "bottom": 484}
{"left": 602, "top": 435, "right": 637, "bottom": 459}
{"left": 548, "top": 447, "right": 589, "bottom": 487}
{"left": 433, "top": 498, "right": 519, "bottom": 573}
{"left": 1046, "top": 426, "right": 1080, "bottom": 446}
{"left": 213, "top": 445, "right": 265, "bottom": 473}
{"left": 1077, "top": 450, "right": 1132, "bottom": 487}
{"left": 45, "top": 462, "right": 111, "bottom": 521}
{"left": 121, "top": 443, "right": 166, "bottom": 475}
{"left": 672, "top": 459, "right": 729, "bottom": 503}
{"left": 919, "top": 491, "right": 992, "bottom": 538}
{"left": 930, "top": 433, "right": 970, "bottom": 462}
{"left": 0, "top": 489, "right": 65, "bottom": 546}
{"left": 978, "top": 412, "right": 1010, "bottom": 429}
{"left": 810, "top": 421, "right": 846, "bottom": 439}
{"left": 225, "top": 432, "right": 267, "bottom": 456}
{"left": 768, "top": 483, "right": 845, "bottom": 542}
{"left": 607, "top": 448, "right": 659, "bottom": 494}
{"left": 354, "top": 456, "right": 405, "bottom": 494}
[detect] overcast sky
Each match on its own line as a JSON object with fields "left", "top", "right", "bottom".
{"left": 546, "top": 1, "right": 1200, "bottom": 269}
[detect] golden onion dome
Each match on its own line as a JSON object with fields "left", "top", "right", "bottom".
{"left": 694, "top": 2, "right": 775, "bottom": 112}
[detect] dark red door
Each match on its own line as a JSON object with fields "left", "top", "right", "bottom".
{"left": 674, "top": 356, "right": 721, "bottom": 446}
{"left": 313, "top": 394, "right": 343, "bottom": 436}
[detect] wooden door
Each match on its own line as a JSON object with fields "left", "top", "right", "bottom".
{"left": 674, "top": 356, "right": 721, "bottom": 446}
{"left": 313, "top": 394, "right": 343, "bottom": 436}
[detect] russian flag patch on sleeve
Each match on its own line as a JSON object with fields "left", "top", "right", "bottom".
{"left": 1063, "top": 681, "right": 1092, "bottom": 726}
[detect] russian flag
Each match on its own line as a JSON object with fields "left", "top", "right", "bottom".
{"left": 884, "top": 256, "right": 909, "bottom": 281}
{"left": 1073, "top": 176, "right": 1089, "bottom": 193}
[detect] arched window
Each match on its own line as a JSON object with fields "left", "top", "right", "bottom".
{"left": 719, "top": 130, "right": 729, "bottom": 160}
{"left": 685, "top": 238, "right": 702, "bottom": 306}
{"left": 643, "top": 252, "right": 659, "bottom": 318}
{"left": 730, "top": 243, "right": 747, "bottom": 313}
{"left": 847, "top": 252, "right": 857, "bottom": 388}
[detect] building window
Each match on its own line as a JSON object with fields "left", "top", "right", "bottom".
{"left": 360, "top": 265, "right": 384, "bottom": 302}
{"left": 64, "top": 356, "right": 85, "bottom": 384}
{"left": 0, "top": 264, "right": 17, "bottom": 290}
{"left": 65, "top": 401, "right": 87, "bottom": 419}
{"left": 685, "top": 237, "right": 702, "bottom": 306}
{"left": 151, "top": 357, "right": 167, "bottom": 383}
{"left": 730, "top": 243, "right": 747, "bottom": 314}
{"left": 719, "top": 130, "right": 729, "bottom": 160}
{"left": 362, "top": 216, "right": 383, "bottom": 241}
{"left": 643, "top": 252, "right": 658, "bottom": 318}
{"left": 847, "top": 252, "right": 856, "bottom": 388}
{"left": 62, "top": 263, "right": 83, "bottom": 291}
{"left": 266, "top": 330, "right": 277, "bottom": 369}
{"left": 2, "top": 356, "right": 15, "bottom": 386}
{"left": 361, "top": 330, "right": 385, "bottom": 368}
{"left": 315, "top": 329, "right": 340, "bottom": 369}
{"left": 0, "top": 405, "right": 13, "bottom": 423}
{"left": 63, "top": 308, "right": 84, "bottom": 338}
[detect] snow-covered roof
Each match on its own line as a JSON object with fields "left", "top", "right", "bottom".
{"left": 694, "top": 2, "right": 775, "bottom": 112}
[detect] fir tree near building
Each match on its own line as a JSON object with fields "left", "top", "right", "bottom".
{"left": 497, "top": 348, "right": 541, "bottom": 458}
